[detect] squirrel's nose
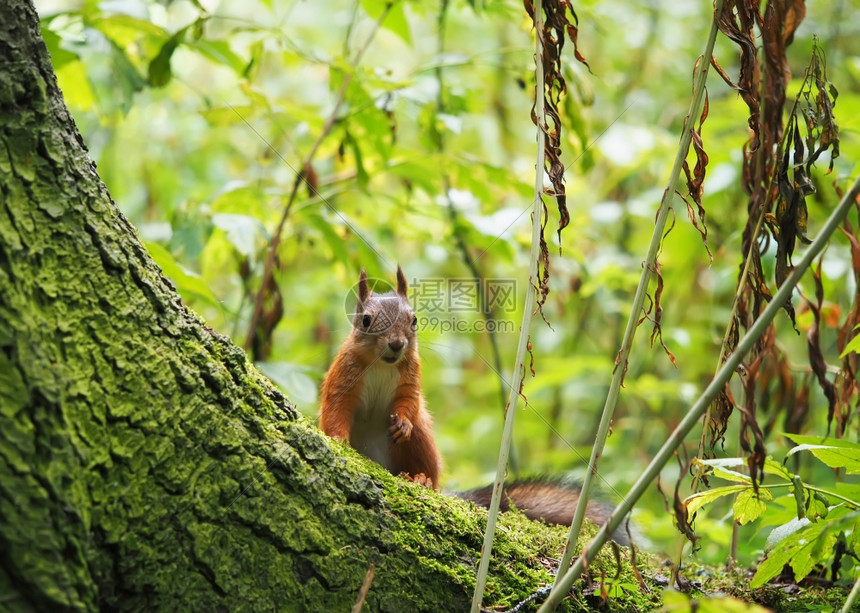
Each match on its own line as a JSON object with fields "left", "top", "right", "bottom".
{"left": 388, "top": 339, "right": 405, "bottom": 352}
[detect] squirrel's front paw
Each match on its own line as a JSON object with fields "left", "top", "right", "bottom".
{"left": 389, "top": 413, "right": 413, "bottom": 442}
{"left": 399, "top": 471, "right": 434, "bottom": 489}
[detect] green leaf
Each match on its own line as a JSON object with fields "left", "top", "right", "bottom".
{"left": 751, "top": 520, "right": 827, "bottom": 588}
{"left": 834, "top": 482, "right": 860, "bottom": 505}
{"left": 148, "top": 28, "right": 184, "bottom": 87}
{"left": 695, "top": 458, "right": 752, "bottom": 484}
{"left": 200, "top": 105, "right": 256, "bottom": 127}
{"left": 762, "top": 457, "right": 794, "bottom": 482}
{"left": 784, "top": 434, "right": 860, "bottom": 474}
{"left": 88, "top": 14, "right": 170, "bottom": 62}
{"left": 209, "top": 182, "right": 270, "bottom": 220}
{"left": 809, "top": 491, "right": 829, "bottom": 519}
{"left": 239, "top": 81, "right": 271, "bottom": 111}
{"left": 840, "top": 325, "right": 860, "bottom": 358}
{"left": 188, "top": 39, "right": 247, "bottom": 74}
{"left": 733, "top": 488, "right": 772, "bottom": 525}
{"left": 750, "top": 510, "right": 857, "bottom": 588}
{"left": 342, "top": 131, "right": 370, "bottom": 190}
{"left": 684, "top": 485, "right": 748, "bottom": 516}
{"left": 304, "top": 210, "right": 350, "bottom": 264}
{"left": 711, "top": 466, "right": 753, "bottom": 484}
{"left": 55, "top": 60, "right": 97, "bottom": 112}
{"left": 40, "top": 25, "right": 79, "bottom": 70}
{"left": 361, "top": 0, "right": 411, "bottom": 44}
{"left": 765, "top": 517, "right": 811, "bottom": 550}
{"left": 660, "top": 590, "right": 772, "bottom": 612}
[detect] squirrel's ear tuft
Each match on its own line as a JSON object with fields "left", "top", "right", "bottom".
{"left": 396, "top": 266, "right": 408, "bottom": 298}
{"left": 358, "top": 268, "right": 370, "bottom": 303}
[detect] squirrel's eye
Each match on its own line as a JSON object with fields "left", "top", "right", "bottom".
{"left": 362, "top": 314, "right": 372, "bottom": 328}
{"left": 411, "top": 315, "right": 418, "bottom": 329}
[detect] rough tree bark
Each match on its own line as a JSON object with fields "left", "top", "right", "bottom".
{"left": 0, "top": 2, "right": 641, "bottom": 612}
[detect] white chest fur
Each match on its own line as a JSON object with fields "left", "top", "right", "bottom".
{"left": 349, "top": 363, "right": 400, "bottom": 470}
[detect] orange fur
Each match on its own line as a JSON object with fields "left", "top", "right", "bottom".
{"left": 319, "top": 267, "right": 442, "bottom": 488}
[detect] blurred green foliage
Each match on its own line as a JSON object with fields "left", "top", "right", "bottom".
{"left": 36, "top": 0, "right": 860, "bottom": 570}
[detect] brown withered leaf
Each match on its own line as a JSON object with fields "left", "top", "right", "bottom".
{"left": 716, "top": 1, "right": 772, "bottom": 358}
{"left": 836, "top": 209, "right": 860, "bottom": 436}
{"left": 524, "top": 0, "right": 590, "bottom": 318}
{"left": 626, "top": 527, "right": 649, "bottom": 595}
{"left": 750, "top": 321, "right": 799, "bottom": 482}
{"left": 757, "top": 349, "right": 802, "bottom": 438}
{"left": 673, "top": 451, "right": 701, "bottom": 551}
{"left": 647, "top": 260, "right": 678, "bottom": 367}
{"left": 724, "top": 2, "right": 811, "bottom": 344}
{"left": 767, "top": 38, "right": 839, "bottom": 327}
{"left": 708, "top": 55, "right": 734, "bottom": 93}
{"left": 703, "top": 314, "right": 741, "bottom": 455}
{"left": 789, "top": 382, "right": 811, "bottom": 437}
{"left": 681, "top": 89, "right": 713, "bottom": 263}
{"left": 303, "top": 161, "right": 319, "bottom": 197}
{"left": 739, "top": 354, "right": 766, "bottom": 493}
{"left": 806, "top": 262, "right": 839, "bottom": 432}
{"left": 715, "top": 0, "right": 761, "bottom": 155}
{"left": 758, "top": 0, "right": 805, "bottom": 170}
{"left": 773, "top": 122, "right": 808, "bottom": 290}
{"left": 804, "top": 42, "right": 840, "bottom": 173}
{"left": 706, "top": 386, "right": 735, "bottom": 455}
{"left": 527, "top": 338, "right": 536, "bottom": 378}
{"left": 250, "top": 255, "right": 284, "bottom": 361}
{"left": 536, "top": 199, "right": 553, "bottom": 326}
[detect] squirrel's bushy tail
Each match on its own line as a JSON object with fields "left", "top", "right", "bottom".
{"left": 456, "top": 478, "right": 632, "bottom": 547}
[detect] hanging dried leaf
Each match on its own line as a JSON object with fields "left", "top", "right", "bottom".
{"left": 705, "top": 386, "right": 735, "bottom": 457}
{"left": 524, "top": 0, "right": 590, "bottom": 315}
{"left": 739, "top": 354, "right": 766, "bottom": 493}
{"left": 836, "top": 207, "right": 860, "bottom": 436}
{"left": 303, "top": 161, "right": 319, "bottom": 197}
{"left": 527, "top": 338, "right": 536, "bottom": 378}
{"left": 647, "top": 260, "right": 677, "bottom": 366}
{"left": 703, "top": 314, "right": 739, "bottom": 455}
{"left": 804, "top": 46, "right": 840, "bottom": 172}
{"left": 757, "top": 350, "right": 804, "bottom": 437}
{"left": 716, "top": 0, "right": 774, "bottom": 382}
{"left": 806, "top": 262, "right": 839, "bottom": 431}
{"left": 536, "top": 200, "right": 552, "bottom": 325}
{"left": 758, "top": 0, "right": 805, "bottom": 178}
{"left": 714, "top": 0, "right": 761, "bottom": 157}
{"left": 681, "top": 84, "right": 713, "bottom": 262}
{"left": 249, "top": 255, "right": 284, "bottom": 361}
{"left": 673, "top": 451, "right": 700, "bottom": 551}
{"left": 768, "top": 38, "right": 839, "bottom": 326}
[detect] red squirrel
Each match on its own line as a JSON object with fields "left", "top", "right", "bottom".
{"left": 319, "top": 268, "right": 633, "bottom": 545}
{"left": 319, "top": 267, "right": 442, "bottom": 488}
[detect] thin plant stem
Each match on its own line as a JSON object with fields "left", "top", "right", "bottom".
{"left": 538, "top": 173, "right": 860, "bottom": 612}
{"left": 841, "top": 574, "right": 860, "bottom": 613}
{"left": 470, "top": 0, "right": 547, "bottom": 607}
{"left": 550, "top": 0, "right": 726, "bottom": 588}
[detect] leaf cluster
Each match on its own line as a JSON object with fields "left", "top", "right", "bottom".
{"left": 687, "top": 437, "right": 860, "bottom": 589}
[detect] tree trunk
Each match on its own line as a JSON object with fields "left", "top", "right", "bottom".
{"left": 0, "top": 2, "right": 637, "bottom": 612}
